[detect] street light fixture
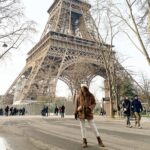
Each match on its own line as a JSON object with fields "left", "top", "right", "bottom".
{"left": 2, "top": 43, "right": 8, "bottom": 47}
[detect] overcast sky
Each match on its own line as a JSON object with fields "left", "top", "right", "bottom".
{"left": 0, "top": 0, "right": 149, "bottom": 100}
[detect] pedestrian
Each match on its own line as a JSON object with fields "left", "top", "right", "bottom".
{"left": 19, "top": 108, "right": 22, "bottom": 115}
{"left": 58, "top": 106, "right": 62, "bottom": 116}
{"left": 41, "top": 106, "right": 47, "bottom": 116}
{"left": 5, "top": 105, "right": 9, "bottom": 116}
{"left": 22, "top": 107, "right": 25, "bottom": 115}
{"left": 10, "top": 107, "right": 13, "bottom": 115}
{"left": 12, "top": 107, "right": 17, "bottom": 115}
{"left": 54, "top": 105, "right": 58, "bottom": 115}
{"left": 61, "top": 105, "right": 65, "bottom": 118}
{"left": 45, "top": 106, "right": 48, "bottom": 117}
{"left": 41, "top": 107, "right": 45, "bottom": 116}
{"left": 0, "top": 108, "right": 3, "bottom": 116}
{"left": 132, "top": 95, "right": 143, "bottom": 128}
{"left": 74, "top": 85, "right": 105, "bottom": 148}
{"left": 122, "top": 96, "right": 132, "bottom": 128}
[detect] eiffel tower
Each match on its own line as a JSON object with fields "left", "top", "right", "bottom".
{"left": 4, "top": 0, "right": 118, "bottom": 104}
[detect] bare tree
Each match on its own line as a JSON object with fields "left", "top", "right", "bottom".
{"left": 139, "top": 0, "right": 150, "bottom": 21}
{"left": 140, "top": 73, "right": 150, "bottom": 107}
{"left": 91, "top": 0, "right": 150, "bottom": 117}
{"left": 65, "top": 62, "right": 96, "bottom": 104}
{"left": 111, "top": 0, "right": 150, "bottom": 66}
{"left": 91, "top": 0, "right": 121, "bottom": 117}
{"left": 0, "top": 0, "right": 36, "bottom": 60}
{"left": 69, "top": 62, "right": 96, "bottom": 90}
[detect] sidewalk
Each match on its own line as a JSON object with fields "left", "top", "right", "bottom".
{"left": 0, "top": 114, "right": 149, "bottom": 123}
{"left": 95, "top": 115, "right": 150, "bottom": 122}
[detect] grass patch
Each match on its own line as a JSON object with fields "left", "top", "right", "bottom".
{"left": 142, "top": 114, "right": 150, "bottom": 118}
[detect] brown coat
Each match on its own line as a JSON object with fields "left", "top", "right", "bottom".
{"left": 74, "top": 93, "right": 96, "bottom": 120}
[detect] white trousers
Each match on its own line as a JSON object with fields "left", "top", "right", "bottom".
{"left": 79, "top": 119, "right": 100, "bottom": 138}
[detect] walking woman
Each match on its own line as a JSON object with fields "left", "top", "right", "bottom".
{"left": 74, "top": 85, "right": 105, "bottom": 148}
{"left": 122, "top": 96, "right": 132, "bottom": 128}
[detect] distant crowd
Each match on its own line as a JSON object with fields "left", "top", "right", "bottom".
{"left": 41, "top": 104, "right": 65, "bottom": 118}
{"left": 54, "top": 104, "right": 65, "bottom": 118}
{"left": 0, "top": 105, "right": 26, "bottom": 116}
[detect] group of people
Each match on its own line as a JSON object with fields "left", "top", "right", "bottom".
{"left": 0, "top": 105, "right": 26, "bottom": 116}
{"left": 54, "top": 105, "right": 65, "bottom": 118}
{"left": 41, "top": 104, "right": 65, "bottom": 118}
{"left": 122, "top": 95, "right": 143, "bottom": 128}
{"left": 73, "top": 84, "right": 144, "bottom": 149}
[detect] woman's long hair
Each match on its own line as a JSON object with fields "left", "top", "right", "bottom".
{"left": 79, "top": 86, "right": 91, "bottom": 106}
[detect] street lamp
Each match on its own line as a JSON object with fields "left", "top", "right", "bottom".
{"left": 2, "top": 43, "right": 8, "bottom": 48}
{"left": 0, "top": 42, "right": 8, "bottom": 59}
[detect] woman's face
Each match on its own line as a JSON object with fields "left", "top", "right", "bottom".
{"left": 135, "top": 96, "right": 138, "bottom": 99}
{"left": 125, "top": 96, "right": 128, "bottom": 100}
{"left": 81, "top": 87, "right": 86, "bottom": 93}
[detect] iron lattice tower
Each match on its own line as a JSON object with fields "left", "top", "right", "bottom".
{"left": 5, "top": 0, "right": 117, "bottom": 104}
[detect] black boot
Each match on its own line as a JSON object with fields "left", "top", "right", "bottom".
{"left": 97, "top": 136, "right": 105, "bottom": 147}
{"left": 82, "top": 138, "right": 88, "bottom": 148}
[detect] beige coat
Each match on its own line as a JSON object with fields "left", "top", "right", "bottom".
{"left": 74, "top": 93, "right": 96, "bottom": 120}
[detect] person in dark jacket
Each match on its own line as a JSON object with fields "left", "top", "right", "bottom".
{"left": 9, "top": 107, "right": 13, "bottom": 116}
{"left": 5, "top": 105, "right": 9, "bottom": 116}
{"left": 0, "top": 108, "right": 3, "bottom": 115}
{"left": 22, "top": 107, "right": 25, "bottom": 115}
{"left": 54, "top": 105, "right": 58, "bottom": 115}
{"left": 45, "top": 106, "right": 48, "bottom": 117}
{"left": 61, "top": 105, "right": 65, "bottom": 118}
{"left": 122, "top": 96, "right": 132, "bottom": 128}
{"left": 132, "top": 95, "right": 143, "bottom": 128}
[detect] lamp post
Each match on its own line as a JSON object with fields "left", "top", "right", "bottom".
{"left": 0, "top": 42, "right": 8, "bottom": 59}
{"left": 2, "top": 43, "right": 8, "bottom": 48}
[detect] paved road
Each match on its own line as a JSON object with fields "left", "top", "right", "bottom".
{"left": 0, "top": 116, "right": 150, "bottom": 150}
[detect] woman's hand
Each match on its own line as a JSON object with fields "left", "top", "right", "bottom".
{"left": 85, "top": 107, "right": 92, "bottom": 113}
{"left": 77, "top": 106, "right": 82, "bottom": 112}
{"left": 74, "top": 113, "right": 78, "bottom": 120}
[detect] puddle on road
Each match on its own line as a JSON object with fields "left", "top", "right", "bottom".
{"left": 0, "top": 137, "right": 11, "bottom": 150}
